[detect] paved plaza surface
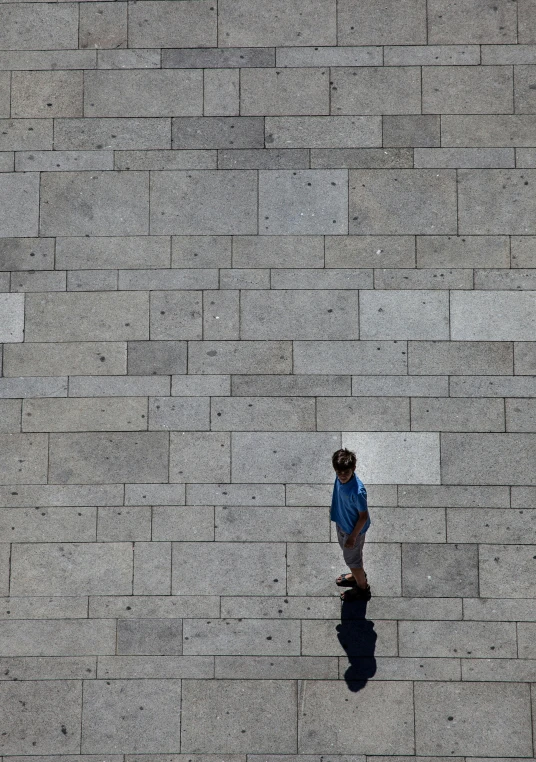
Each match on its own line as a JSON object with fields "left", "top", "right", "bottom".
{"left": 1, "top": 0, "right": 536, "bottom": 757}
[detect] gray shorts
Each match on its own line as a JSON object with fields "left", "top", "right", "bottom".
{"left": 336, "top": 524, "right": 366, "bottom": 569}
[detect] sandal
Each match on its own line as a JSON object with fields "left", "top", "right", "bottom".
{"left": 335, "top": 571, "right": 367, "bottom": 587}
{"left": 340, "top": 585, "right": 371, "bottom": 602}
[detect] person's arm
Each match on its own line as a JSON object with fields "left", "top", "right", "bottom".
{"left": 345, "top": 489, "right": 369, "bottom": 545}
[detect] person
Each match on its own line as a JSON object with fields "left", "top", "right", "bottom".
{"left": 331, "top": 447, "right": 371, "bottom": 602}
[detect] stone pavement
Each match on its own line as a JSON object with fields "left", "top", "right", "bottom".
{"left": 0, "top": 0, "right": 536, "bottom": 757}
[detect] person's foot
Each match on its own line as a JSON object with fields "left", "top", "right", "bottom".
{"left": 336, "top": 573, "right": 357, "bottom": 587}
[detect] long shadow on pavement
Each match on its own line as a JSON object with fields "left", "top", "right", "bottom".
{"left": 336, "top": 599, "right": 377, "bottom": 692}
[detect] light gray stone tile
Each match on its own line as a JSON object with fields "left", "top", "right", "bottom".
{"left": 12, "top": 71, "right": 83, "bottom": 118}
{"left": 287, "top": 542, "right": 401, "bottom": 596}
{"left": 331, "top": 67, "right": 421, "bottom": 115}
{"left": 0, "top": 655, "right": 96, "bottom": 680}
{"left": 128, "top": 341, "right": 186, "bottom": 376}
{"left": 312, "top": 147, "right": 414, "bottom": 168}
{"left": 517, "top": 623, "right": 536, "bottom": 658}
{"left": 164, "top": 47, "right": 275, "bottom": 69}
{"left": 462, "top": 658, "right": 536, "bottom": 681}
{"left": 484, "top": 43, "right": 536, "bottom": 64}
{"left": 0, "top": 118, "right": 52, "bottom": 151}
{"left": 350, "top": 169, "right": 457, "bottom": 234}
{"left": 399, "top": 620, "right": 517, "bottom": 658}
{"left": 517, "top": 147, "right": 536, "bottom": 167}
{"left": 56, "top": 236, "right": 170, "bottom": 270}
{"left": 0, "top": 619, "right": 116, "bottom": 656}
{"left": 417, "top": 235, "right": 510, "bottom": 268}
{"left": 385, "top": 45, "right": 479, "bottom": 65}
{"left": 459, "top": 169, "right": 536, "bottom": 233}
{"left": 360, "top": 290, "right": 449, "bottom": 340}
{"left": 402, "top": 543, "right": 479, "bottom": 597}
{"left": 97, "top": 655, "right": 213, "bottom": 679}
{"left": 128, "top": 0, "right": 216, "bottom": 47}
{"left": 287, "top": 483, "right": 398, "bottom": 507}
{"left": 0, "top": 150, "right": 12, "bottom": 170}
{"left": 15, "top": 151, "right": 113, "bottom": 172}
{"left": 338, "top": 0, "right": 426, "bottom": 44}
{"left": 383, "top": 115, "right": 440, "bottom": 147}
{"left": 89, "top": 595, "right": 219, "bottom": 619}
{"left": 170, "top": 431, "right": 230, "bottom": 483}
{"left": 119, "top": 269, "right": 217, "bottom": 290}
{"left": 0, "top": 71, "right": 8, "bottom": 117}
{"left": 117, "top": 618, "right": 181, "bottom": 655}
{"left": 399, "top": 484, "right": 509, "bottom": 507}
{"left": 216, "top": 655, "right": 337, "bottom": 679}
{"left": 79, "top": 2, "right": 127, "bottom": 49}
{"left": 0, "top": 50, "right": 96, "bottom": 70}
{"left": 149, "top": 397, "right": 209, "bottom": 431}
{"left": 452, "top": 291, "right": 536, "bottom": 340}
{"left": 204, "top": 69, "right": 239, "bottom": 117}
{"left": 506, "top": 398, "right": 536, "bottom": 431}
{"left": 23, "top": 398, "right": 147, "bottom": 432}
{"left": 0, "top": 294, "right": 24, "bottom": 342}
{"left": 512, "top": 235, "right": 536, "bottom": 267}
{"left": 203, "top": 290, "right": 240, "bottom": 339}
{"left": 0, "top": 377, "right": 67, "bottom": 398}
{"left": 172, "top": 235, "right": 231, "bottom": 268}
{"left": 514, "top": 64, "right": 536, "bottom": 113}
{"left": 10, "top": 270, "right": 66, "bottom": 292}
{"left": 0, "top": 400, "right": 21, "bottom": 432}
{"left": 0, "top": 433, "right": 48, "bottom": 484}
{"left": 259, "top": 169, "right": 347, "bottom": 234}
{"left": 411, "top": 397, "right": 505, "bottom": 432}
{"left": 475, "top": 268, "right": 536, "bottom": 289}
{"left": 184, "top": 618, "right": 299, "bottom": 655}
{"left": 326, "top": 235, "right": 415, "bottom": 268}
{"left": 367, "top": 596, "right": 462, "bottom": 620}
{"left": 512, "top": 486, "right": 536, "bottom": 507}
{"left": 211, "top": 396, "right": 315, "bottom": 431}
{"left": 442, "top": 114, "right": 536, "bottom": 146}
{"left": 233, "top": 235, "right": 324, "bottom": 268}
{"left": 150, "top": 291, "right": 202, "bottom": 340}
{"left": 364, "top": 507, "right": 446, "bottom": 543}
{"left": 84, "top": 71, "right": 202, "bottom": 117}
{"left": 271, "top": 268, "right": 373, "bottom": 289}
{"left": 480, "top": 544, "right": 536, "bottom": 597}
{"left": 416, "top": 147, "right": 515, "bottom": 168}
{"left": 68, "top": 376, "right": 169, "bottom": 398}
{"left": 0, "top": 238, "right": 53, "bottom": 271}
{"left": 520, "top": 0, "right": 536, "bottom": 43}
{"left": 97, "top": 506, "right": 151, "bottom": 542}
{"left": 220, "top": 596, "right": 340, "bottom": 620}
{"left": 0, "top": 4, "right": 78, "bottom": 49}
{"left": 98, "top": 48, "right": 160, "bottom": 69}
{"left": 215, "top": 506, "right": 328, "bottom": 542}
{"left": 448, "top": 508, "right": 536, "bottom": 544}
{"left": 352, "top": 375, "right": 448, "bottom": 397}
{"left": 0, "top": 173, "right": 39, "bottom": 237}
{"left": 0, "top": 484, "right": 123, "bottom": 508}
{"left": 172, "top": 542, "right": 286, "bottom": 595}
{"left": 188, "top": 340, "right": 292, "bottom": 374}
{"left": 0, "top": 506, "right": 96, "bottom": 542}
{"left": 232, "top": 375, "right": 351, "bottom": 397}
{"left": 265, "top": 116, "right": 381, "bottom": 149}
{"left": 218, "top": 148, "right": 310, "bottom": 170}
{"left": 40, "top": 172, "right": 149, "bottom": 237}
{"left": 54, "top": 118, "right": 171, "bottom": 151}
{"left": 67, "top": 269, "right": 118, "bottom": 292}
{"left": 414, "top": 683, "right": 532, "bottom": 757}
{"left": 318, "top": 397, "right": 409, "bottom": 431}
{"left": 0, "top": 543, "right": 9, "bottom": 595}
{"left": 0, "top": 596, "right": 89, "bottom": 620}
{"left": 49, "top": 432, "right": 168, "bottom": 484}
{"left": 302, "top": 619, "right": 398, "bottom": 657}
{"left": 187, "top": 483, "right": 286, "bottom": 506}
{"left": 298, "top": 681, "right": 414, "bottom": 754}
{"left": 81, "top": 679, "right": 181, "bottom": 753}
{"left": 277, "top": 46, "right": 382, "bottom": 67}
{"left": 10, "top": 542, "right": 133, "bottom": 595}
{"left": 343, "top": 656, "right": 461, "bottom": 681}
{"left": 153, "top": 506, "right": 214, "bottom": 541}
{"left": 150, "top": 170, "right": 257, "bottom": 235}
{"left": 218, "top": 0, "right": 336, "bottom": 46}
{"left": 25, "top": 292, "right": 149, "bottom": 342}
{"left": 374, "top": 267, "right": 472, "bottom": 289}
{"left": 423, "top": 65, "right": 513, "bottom": 114}
{"left": 294, "top": 341, "right": 407, "bottom": 375}
{"left": 241, "top": 68, "right": 329, "bottom": 116}
{"left": 409, "top": 341, "right": 513, "bottom": 375}
{"left": 172, "top": 117, "right": 263, "bottom": 149}
{"left": 0, "top": 680, "right": 81, "bottom": 754}
{"left": 428, "top": 0, "right": 517, "bottom": 43}
{"left": 172, "top": 375, "right": 230, "bottom": 396}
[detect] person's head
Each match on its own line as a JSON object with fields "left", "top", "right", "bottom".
{"left": 332, "top": 448, "right": 357, "bottom": 483}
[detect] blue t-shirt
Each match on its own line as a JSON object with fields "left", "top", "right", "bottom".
{"left": 330, "top": 472, "right": 371, "bottom": 535}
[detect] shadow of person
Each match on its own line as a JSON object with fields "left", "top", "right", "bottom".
{"left": 336, "top": 599, "right": 377, "bottom": 692}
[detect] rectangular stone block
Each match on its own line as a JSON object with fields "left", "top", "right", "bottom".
{"left": 97, "top": 48, "right": 160, "bottom": 69}
{"left": 128, "top": 0, "right": 216, "bottom": 47}
{"left": 512, "top": 486, "right": 536, "bottom": 507}
{"left": 517, "top": 148, "right": 536, "bottom": 168}
{"left": 215, "top": 655, "right": 337, "bottom": 679}
{"left": 374, "top": 267, "right": 472, "bottom": 289}
{"left": 170, "top": 431, "right": 230, "bottom": 483}
{"left": 149, "top": 397, "right": 209, "bottom": 431}
{"left": 480, "top": 544, "right": 536, "bottom": 597}
{"left": 0, "top": 596, "right": 88, "bottom": 620}
{"left": 326, "top": 235, "right": 415, "bottom": 268}
{"left": 451, "top": 291, "right": 536, "bottom": 340}
{"left": 0, "top": 484, "right": 123, "bottom": 508}
{"left": 408, "top": 340, "right": 513, "bottom": 375}
{"left": 517, "top": 623, "right": 536, "bottom": 658}
{"left": 459, "top": 169, "right": 536, "bottom": 233}
{"left": 298, "top": 681, "right": 414, "bottom": 754}
{"left": 172, "top": 117, "right": 262, "bottom": 149}
{"left": 345, "top": 656, "right": 460, "bottom": 681}
{"left": 218, "top": 0, "right": 336, "bottom": 46}
{"left": 56, "top": 236, "right": 169, "bottom": 270}
{"left": 233, "top": 235, "right": 324, "bottom": 268}
{"left": 0, "top": 4, "right": 78, "bottom": 49}
{"left": 415, "top": 147, "right": 515, "bottom": 168}
{"left": 79, "top": 2, "right": 127, "bottom": 49}
{"left": 428, "top": 0, "right": 517, "bottom": 43}
{"left": 271, "top": 268, "right": 373, "bottom": 289}
{"left": 221, "top": 270, "right": 268, "bottom": 289}
{"left": 215, "top": 506, "right": 328, "bottom": 542}
{"left": 188, "top": 340, "right": 292, "bottom": 374}
{"left": 98, "top": 655, "right": 212, "bottom": 679}
{"left": 402, "top": 543, "right": 479, "bottom": 597}
{"left": 399, "top": 484, "right": 509, "bottom": 507}
{"left": 117, "top": 618, "right": 181, "bottom": 655}
{"left": 22, "top": 398, "right": 148, "bottom": 433}
{"left": 220, "top": 595, "right": 340, "bottom": 620}
{"left": 265, "top": 116, "right": 381, "bottom": 148}
{"left": 67, "top": 269, "right": 117, "bottom": 292}
{"left": 0, "top": 619, "right": 116, "bottom": 656}
{"left": 204, "top": 69, "right": 239, "bottom": 116}
{"left": 293, "top": 341, "right": 407, "bottom": 375}
{"left": 303, "top": 619, "right": 397, "bottom": 657}
{"left": 97, "top": 506, "right": 151, "bottom": 542}
{"left": 506, "top": 398, "right": 536, "bottom": 431}
{"left": 331, "top": 67, "right": 421, "bottom": 114}
{"left": 0, "top": 400, "right": 21, "bottom": 432}
{"left": 338, "top": 0, "right": 426, "bottom": 44}
{"left": 0, "top": 50, "right": 95, "bottom": 71}
{"left": 153, "top": 506, "right": 214, "bottom": 541}
{"left": 384, "top": 44, "right": 479, "bottom": 65}
{"left": 360, "top": 290, "right": 449, "bottom": 340}
{"left": 414, "top": 683, "right": 532, "bottom": 757}
{"left": 10, "top": 542, "right": 133, "bottom": 595}
{"left": 127, "top": 484, "right": 182, "bottom": 506}
{"left": 0, "top": 151, "right": 12, "bottom": 171}
{"left": 10, "top": 270, "right": 66, "bottom": 292}
{"left": 515, "top": 341, "right": 536, "bottom": 373}
{"left": 68, "top": 376, "right": 169, "bottom": 398}
{"left": 350, "top": 169, "right": 457, "bottom": 235}
{"left": 26, "top": 292, "right": 148, "bottom": 343}
{"left": 11, "top": 71, "right": 83, "bottom": 118}
{"left": 40, "top": 172, "right": 149, "bottom": 237}
{"left": 172, "top": 542, "right": 286, "bottom": 596}
{"left": 442, "top": 114, "right": 536, "bottom": 146}
{"left": 0, "top": 377, "right": 67, "bottom": 399}
{"left": 364, "top": 506, "right": 445, "bottom": 543}
{"left": 82, "top": 679, "right": 181, "bottom": 753}
{"left": 411, "top": 398, "right": 505, "bottom": 432}
{"left": 241, "top": 68, "right": 329, "bottom": 116}
{"left": 133, "top": 542, "right": 171, "bottom": 595}
{"left": 0, "top": 656, "right": 96, "bottom": 680}
{"left": 187, "top": 483, "right": 285, "bottom": 506}
{"left": 164, "top": 47, "right": 275, "bottom": 68}
{"left": 150, "top": 170, "right": 257, "bottom": 235}
{"left": 54, "top": 118, "right": 170, "bottom": 151}
{"left": 211, "top": 397, "right": 315, "bottom": 431}
{"left": 127, "top": 341, "right": 185, "bottom": 375}
{"left": 318, "top": 397, "right": 409, "bottom": 431}
{"left": 510, "top": 238, "right": 536, "bottom": 268}
{"left": 0, "top": 680, "right": 81, "bottom": 754}
{"left": 514, "top": 64, "right": 536, "bottom": 112}
{"left": 90, "top": 596, "right": 219, "bottom": 621}
{"left": 462, "top": 597, "right": 536, "bottom": 621}
{"left": 203, "top": 290, "right": 239, "bottom": 340}
{"left": 149, "top": 291, "right": 202, "bottom": 340}
{"left": 15, "top": 150, "right": 113, "bottom": 172}
{"left": 117, "top": 149, "right": 215, "bottom": 171}
{"left": 483, "top": 44, "right": 536, "bottom": 64}
{"left": 0, "top": 173, "right": 39, "bottom": 237}
{"left": 423, "top": 66, "right": 513, "bottom": 114}
{"left": 241, "top": 289, "right": 358, "bottom": 339}
{"left": 173, "top": 375, "right": 230, "bottom": 396}
{"left": 399, "top": 621, "right": 516, "bottom": 658}
{"left": 447, "top": 507, "right": 536, "bottom": 544}
{"left": 0, "top": 119, "right": 52, "bottom": 152}
{"left": 0, "top": 294, "right": 24, "bottom": 342}
{"left": 312, "top": 146, "right": 414, "bottom": 168}
{"left": 383, "top": 115, "right": 440, "bottom": 147}
{"left": 352, "top": 376, "right": 448, "bottom": 397}
{"left": 277, "top": 45, "right": 382, "bottom": 67}
{"left": 232, "top": 375, "right": 350, "bottom": 397}
{"left": 219, "top": 147, "right": 311, "bottom": 170}
{"left": 171, "top": 235, "right": 231, "bottom": 268}
{"left": 462, "top": 659, "right": 536, "bottom": 682}
{"left": 0, "top": 433, "right": 48, "bottom": 484}
{"left": 0, "top": 237, "right": 53, "bottom": 271}
{"left": 367, "top": 596, "right": 462, "bottom": 621}
{"left": 84, "top": 70, "right": 202, "bottom": 117}
{"left": 260, "top": 169, "right": 347, "bottom": 234}
{"left": 417, "top": 235, "right": 510, "bottom": 268}
{"left": 184, "top": 618, "right": 299, "bottom": 656}
{"left": 342, "top": 432, "right": 440, "bottom": 484}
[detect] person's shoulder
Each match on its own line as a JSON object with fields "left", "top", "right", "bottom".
{"left": 355, "top": 474, "right": 367, "bottom": 493}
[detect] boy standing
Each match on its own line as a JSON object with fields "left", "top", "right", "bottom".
{"left": 331, "top": 447, "right": 371, "bottom": 602}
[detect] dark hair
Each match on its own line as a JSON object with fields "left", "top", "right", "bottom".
{"left": 332, "top": 448, "right": 357, "bottom": 472}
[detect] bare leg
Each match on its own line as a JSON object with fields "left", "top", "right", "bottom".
{"left": 350, "top": 567, "right": 368, "bottom": 590}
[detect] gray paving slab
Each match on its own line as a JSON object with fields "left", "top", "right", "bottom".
{"left": 11, "top": 71, "right": 83, "bottom": 118}
{"left": 0, "top": 505, "right": 96, "bottom": 542}
{"left": 0, "top": 4, "right": 78, "bottom": 50}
